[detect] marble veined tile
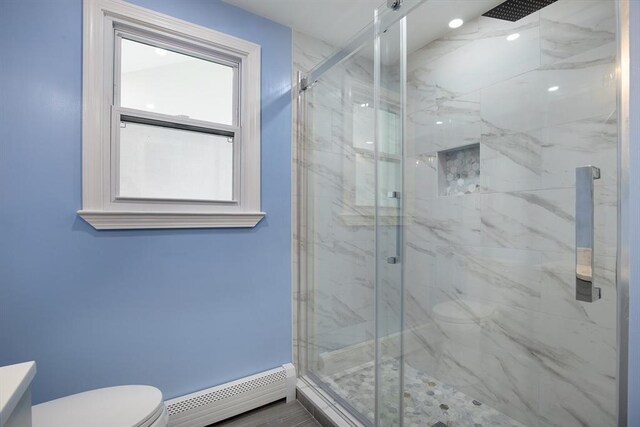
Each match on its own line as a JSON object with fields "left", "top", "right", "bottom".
{"left": 406, "top": 78, "right": 459, "bottom": 118}
{"left": 305, "top": 89, "right": 343, "bottom": 154}
{"left": 538, "top": 53, "right": 616, "bottom": 127}
{"left": 310, "top": 293, "right": 373, "bottom": 352}
{"left": 293, "top": 30, "right": 335, "bottom": 74}
{"left": 407, "top": 18, "right": 485, "bottom": 69}
{"left": 408, "top": 89, "right": 480, "bottom": 128}
{"left": 406, "top": 15, "right": 539, "bottom": 101}
{"left": 592, "top": 184, "right": 618, "bottom": 257}
{"left": 303, "top": 150, "right": 351, "bottom": 201}
{"left": 447, "top": 346, "right": 540, "bottom": 427}
{"left": 479, "top": 186, "right": 616, "bottom": 255}
{"left": 478, "top": 113, "right": 616, "bottom": 194}
{"left": 313, "top": 319, "right": 373, "bottom": 354}
{"left": 480, "top": 123, "right": 543, "bottom": 193}
{"left": 468, "top": 302, "right": 616, "bottom": 404}
{"left": 411, "top": 193, "right": 483, "bottom": 247}
{"left": 479, "top": 189, "right": 573, "bottom": 252}
{"left": 407, "top": 11, "right": 539, "bottom": 83}
{"left": 403, "top": 153, "right": 439, "bottom": 202}
{"left": 539, "top": 251, "right": 617, "bottom": 328}
{"left": 402, "top": 291, "right": 614, "bottom": 426}
{"left": 480, "top": 50, "right": 615, "bottom": 135}
{"left": 533, "top": 313, "right": 616, "bottom": 398}
{"left": 540, "top": 114, "right": 617, "bottom": 189}
{"left": 429, "top": 245, "right": 543, "bottom": 312}
{"left": 307, "top": 193, "right": 378, "bottom": 353}
{"left": 537, "top": 372, "right": 616, "bottom": 427}
{"left": 540, "top": 0, "right": 616, "bottom": 66}
{"left": 480, "top": 71, "right": 548, "bottom": 134}
{"left": 405, "top": 182, "right": 616, "bottom": 257}
{"left": 403, "top": 316, "right": 540, "bottom": 426}
{"left": 407, "top": 91, "right": 482, "bottom": 155}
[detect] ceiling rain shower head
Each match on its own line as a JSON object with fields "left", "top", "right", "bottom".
{"left": 482, "top": 0, "right": 557, "bottom": 22}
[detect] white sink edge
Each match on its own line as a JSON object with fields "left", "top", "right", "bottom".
{"left": 0, "top": 361, "right": 37, "bottom": 427}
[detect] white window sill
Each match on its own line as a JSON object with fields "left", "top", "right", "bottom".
{"left": 77, "top": 210, "right": 265, "bottom": 230}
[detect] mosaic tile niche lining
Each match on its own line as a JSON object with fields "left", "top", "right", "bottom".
{"left": 438, "top": 144, "right": 480, "bottom": 196}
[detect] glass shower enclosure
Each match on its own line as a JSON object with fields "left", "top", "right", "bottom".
{"left": 297, "top": 1, "right": 623, "bottom": 426}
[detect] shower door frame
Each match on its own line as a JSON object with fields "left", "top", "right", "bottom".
{"left": 616, "top": 0, "right": 631, "bottom": 425}
{"left": 293, "top": 1, "right": 633, "bottom": 426}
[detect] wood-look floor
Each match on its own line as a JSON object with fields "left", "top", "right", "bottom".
{"left": 211, "top": 400, "right": 321, "bottom": 427}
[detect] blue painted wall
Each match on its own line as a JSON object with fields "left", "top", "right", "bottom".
{"left": 628, "top": 0, "right": 640, "bottom": 424}
{"left": 0, "top": 0, "right": 292, "bottom": 404}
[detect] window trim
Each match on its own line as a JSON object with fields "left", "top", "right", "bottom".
{"left": 78, "top": 0, "right": 263, "bottom": 229}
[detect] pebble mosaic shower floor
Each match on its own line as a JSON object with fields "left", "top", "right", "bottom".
{"left": 322, "top": 358, "right": 525, "bottom": 427}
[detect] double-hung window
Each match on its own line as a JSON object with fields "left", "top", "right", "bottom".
{"left": 79, "top": 0, "right": 263, "bottom": 229}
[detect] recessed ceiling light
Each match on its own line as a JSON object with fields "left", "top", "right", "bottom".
{"left": 448, "top": 18, "right": 464, "bottom": 29}
{"left": 548, "top": 86, "right": 559, "bottom": 92}
{"left": 146, "top": 103, "right": 155, "bottom": 109}
{"left": 365, "top": 141, "right": 374, "bottom": 145}
{"left": 155, "top": 48, "right": 167, "bottom": 56}
{"left": 436, "top": 121, "right": 443, "bottom": 125}
{"left": 507, "top": 33, "right": 520, "bottom": 41}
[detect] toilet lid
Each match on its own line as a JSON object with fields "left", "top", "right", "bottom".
{"left": 32, "top": 385, "right": 165, "bottom": 427}
{"left": 432, "top": 299, "right": 494, "bottom": 324}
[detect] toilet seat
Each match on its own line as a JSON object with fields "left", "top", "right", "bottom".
{"left": 32, "top": 385, "right": 167, "bottom": 427}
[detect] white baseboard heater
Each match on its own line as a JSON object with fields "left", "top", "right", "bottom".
{"left": 165, "top": 363, "right": 296, "bottom": 427}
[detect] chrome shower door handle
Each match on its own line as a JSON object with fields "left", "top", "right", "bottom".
{"left": 575, "top": 165, "right": 601, "bottom": 302}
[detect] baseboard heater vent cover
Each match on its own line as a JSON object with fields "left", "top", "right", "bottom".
{"left": 166, "top": 363, "right": 296, "bottom": 427}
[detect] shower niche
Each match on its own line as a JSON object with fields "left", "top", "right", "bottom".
{"left": 437, "top": 143, "right": 480, "bottom": 196}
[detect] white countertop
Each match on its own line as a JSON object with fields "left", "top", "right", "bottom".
{"left": 0, "top": 361, "right": 36, "bottom": 427}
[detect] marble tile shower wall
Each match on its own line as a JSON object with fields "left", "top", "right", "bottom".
{"left": 403, "top": 1, "right": 617, "bottom": 427}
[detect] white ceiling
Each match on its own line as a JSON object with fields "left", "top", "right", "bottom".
{"left": 224, "top": 0, "right": 382, "bottom": 48}
{"left": 223, "top": 0, "right": 503, "bottom": 54}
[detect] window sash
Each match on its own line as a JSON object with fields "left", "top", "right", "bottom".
{"left": 107, "top": 22, "right": 243, "bottom": 205}
{"left": 113, "top": 28, "right": 241, "bottom": 128}
{"left": 111, "top": 106, "right": 242, "bottom": 204}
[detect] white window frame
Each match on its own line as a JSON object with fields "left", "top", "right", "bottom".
{"left": 78, "top": 0, "right": 263, "bottom": 229}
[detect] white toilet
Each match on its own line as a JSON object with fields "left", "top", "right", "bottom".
{"left": 32, "top": 385, "right": 168, "bottom": 427}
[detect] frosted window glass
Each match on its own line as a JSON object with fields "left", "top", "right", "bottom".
{"left": 120, "top": 39, "right": 235, "bottom": 125}
{"left": 119, "top": 121, "right": 234, "bottom": 201}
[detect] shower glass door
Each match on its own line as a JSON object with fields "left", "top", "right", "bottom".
{"left": 400, "top": 1, "right": 619, "bottom": 426}
{"left": 301, "top": 4, "right": 408, "bottom": 426}
{"left": 302, "top": 31, "right": 379, "bottom": 426}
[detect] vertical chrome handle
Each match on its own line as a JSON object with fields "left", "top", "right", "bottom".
{"left": 575, "top": 166, "right": 601, "bottom": 302}
{"left": 386, "top": 190, "right": 401, "bottom": 264}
